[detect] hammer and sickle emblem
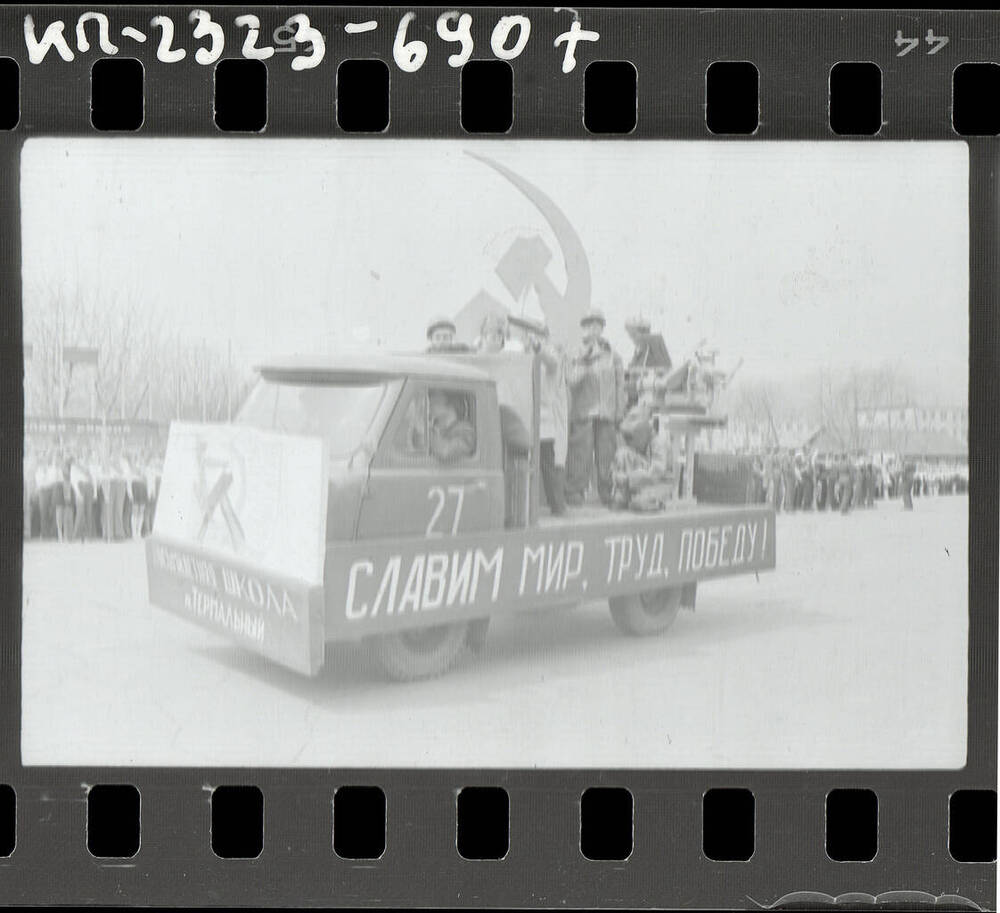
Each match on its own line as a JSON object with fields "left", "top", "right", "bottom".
{"left": 194, "top": 440, "right": 246, "bottom": 551}
{"left": 465, "top": 151, "right": 592, "bottom": 348}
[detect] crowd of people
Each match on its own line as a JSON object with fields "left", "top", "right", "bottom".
{"left": 746, "top": 450, "right": 968, "bottom": 514}
{"left": 23, "top": 441, "right": 164, "bottom": 542}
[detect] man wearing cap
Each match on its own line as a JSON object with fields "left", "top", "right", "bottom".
{"left": 476, "top": 312, "right": 509, "bottom": 354}
{"left": 565, "top": 309, "right": 626, "bottom": 507}
{"left": 427, "top": 390, "right": 476, "bottom": 461}
{"left": 426, "top": 316, "right": 472, "bottom": 353}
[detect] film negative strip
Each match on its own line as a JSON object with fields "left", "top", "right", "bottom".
{"left": 0, "top": 5, "right": 996, "bottom": 909}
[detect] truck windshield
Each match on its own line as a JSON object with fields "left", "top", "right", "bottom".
{"left": 235, "top": 378, "right": 388, "bottom": 458}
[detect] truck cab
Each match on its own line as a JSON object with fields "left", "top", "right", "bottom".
{"left": 233, "top": 352, "right": 533, "bottom": 543}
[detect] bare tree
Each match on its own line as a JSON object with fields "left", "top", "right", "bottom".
{"left": 24, "top": 279, "right": 253, "bottom": 426}
{"left": 24, "top": 277, "right": 163, "bottom": 421}
{"left": 729, "top": 379, "right": 782, "bottom": 449}
{"left": 815, "top": 363, "right": 913, "bottom": 452}
{"left": 147, "top": 336, "right": 254, "bottom": 423}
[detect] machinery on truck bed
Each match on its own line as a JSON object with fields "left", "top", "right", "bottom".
{"left": 146, "top": 350, "right": 775, "bottom": 681}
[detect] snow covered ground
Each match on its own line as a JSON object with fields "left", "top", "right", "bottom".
{"left": 21, "top": 496, "right": 968, "bottom": 769}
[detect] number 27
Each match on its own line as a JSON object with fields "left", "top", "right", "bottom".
{"left": 427, "top": 485, "right": 465, "bottom": 537}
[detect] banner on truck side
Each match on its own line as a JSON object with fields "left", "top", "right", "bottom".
{"left": 153, "top": 422, "right": 329, "bottom": 584}
{"left": 325, "top": 505, "right": 776, "bottom": 637}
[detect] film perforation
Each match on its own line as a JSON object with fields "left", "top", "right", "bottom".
{"left": 460, "top": 59, "right": 513, "bottom": 135}
{"left": 89, "top": 56, "right": 143, "bottom": 131}
{"left": 949, "top": 790, "right": 998, "bottom": 865}
{"left": 582, "top": 60, "right": 636, "bottom": 135}
{"left": 705, "top": 61, "right": 760, "bottom": 135}
{"left": 579, "top": 786, "right": 633, "bottom": 861}
{"left": 0, "top": 783, "right": 14, "bottom": 858}
{"left": 213, "top": 57, "right": 266, "bottom": 132}
{"left": 85, "top": 783, "right": 140, "bottom": 859}
{"left": 825, "top": 788, "right": 879, "bottom": 863}
{"left": 0, "top": 56, "right": 18, "bottom": 130}
{"left": 210, "top": 784, "right": 264, "bottom": 859}
{"left": 828, "top": 62, "right": 883, "bottom": 137}
{"left": 952, "top": 63, "right": 1000, "bottom": 137}
{"left": 703, "top": 787, "right": 756, "bottom": 862}
{"left": 332, "top": 784, "right": 386, "bottom": 860}
{"left": 336, "top": 57, "right": 389, "bottom": 133}
{"left": 455, "top": 785, "right": 509, "bottom": 860}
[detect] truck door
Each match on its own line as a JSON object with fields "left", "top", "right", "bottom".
{"left": 355, "top": 380, "right": 504, "bottom": 540}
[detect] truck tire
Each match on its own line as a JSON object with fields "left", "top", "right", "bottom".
{"left": 609, "top": 587, "right": 683, "bottom": 637}
{"left": 369, "top": 622, "right": 469, "bottom": 681}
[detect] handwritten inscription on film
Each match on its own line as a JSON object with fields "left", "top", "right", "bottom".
{"left": 25, "top": 10, "right": 600, "bottom": 73}
{"left": 342, "top": 516, "right": 771, "bottom": 621}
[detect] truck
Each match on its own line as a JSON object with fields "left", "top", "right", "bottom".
{"left": 145, "top": 350, "right": 775, "bottom": 681}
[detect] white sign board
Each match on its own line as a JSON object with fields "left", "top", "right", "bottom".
{"left": 154, "top": 422, "right": 329, "bottom": 585}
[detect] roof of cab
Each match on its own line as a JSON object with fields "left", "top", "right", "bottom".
{"left": 257, "top": 351, "right": 492, "bottom": 383}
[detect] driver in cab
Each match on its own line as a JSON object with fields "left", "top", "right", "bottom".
{"left": 428, "top": 390, "right": 475, "bottom": 461}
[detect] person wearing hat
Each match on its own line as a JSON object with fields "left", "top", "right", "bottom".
{"left": 565, "top": 309, "right": 626, "bottom": 507}
{"left": 425, "top": 316, "right": 471, "bottom": 353}
{"left": 427, "top": 390, "right": 476, "bottom": 461}
{"left": 624, "top": 316, "right": 672, "bottom": 410}
{"left": 476, "top": 312, "right": 509, "bottom": 354}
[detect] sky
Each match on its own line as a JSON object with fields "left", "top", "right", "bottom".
{"left": 20, "top": 138, "right": 969, "bottom": 402}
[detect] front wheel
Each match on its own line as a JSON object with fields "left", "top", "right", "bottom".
{"left": 368, "top": 622, "right": 470, "bottom": 681}
{"left": 609, "top": 587, "right": 683, "bottom": 636}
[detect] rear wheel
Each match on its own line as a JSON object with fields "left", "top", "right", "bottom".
{"left": 369, "top": 622, "right": 469, "bottom": 681}
{"left": 609, "top": 587, "right": 683, "bottom": 636}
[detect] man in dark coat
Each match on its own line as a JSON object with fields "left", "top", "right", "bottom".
{"left": 798, "top": 451, "right": 814, "bottom": 510}
{"left": 901, "top": 458, "right": 915, "bottom": 510}
{"left": 566, "top": 309, "right": 626, "bottom": 506}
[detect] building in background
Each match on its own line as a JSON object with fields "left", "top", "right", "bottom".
{"left": 705, "top": 419, "right": 817, "bottom": 453}
{"left": 857, "top": 405, "right": 968, "bottom": 446}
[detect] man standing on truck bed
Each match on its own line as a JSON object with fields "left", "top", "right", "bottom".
{"left": 566, "top": 309, "right": 626, "bottom": 507}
